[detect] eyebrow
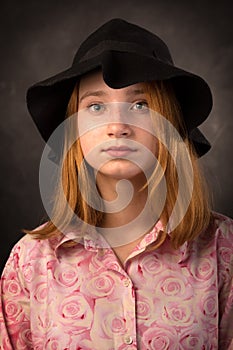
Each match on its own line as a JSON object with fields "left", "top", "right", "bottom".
{"left": 126, "top": 88, "right": 146, "bottom": 96}
{"left": 79, "top": 88, "right": 146, "bottom": 103}
{"left": 79, "top": 90, "right": 108, "bottom": 103}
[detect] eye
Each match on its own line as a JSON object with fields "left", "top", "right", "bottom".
{"left": 87, "top": 103, "right": 106, "bottom": 114}
{"left": 131, "top": 101, "right": 149, "bottom": 112}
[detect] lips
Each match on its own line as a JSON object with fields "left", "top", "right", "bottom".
{"left": 103, "top": 145, "right": 136, "bottom": 157}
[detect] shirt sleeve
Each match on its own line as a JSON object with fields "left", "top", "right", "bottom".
{"left": 0, "top": 242, "right": 32, "bottom": 350}
{"left": 217, "top": 216, "right": 233, "bottom": 350}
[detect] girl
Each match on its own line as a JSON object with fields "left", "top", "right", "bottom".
{"left": 0, "top": 19, "right": 232, "bottom": 349}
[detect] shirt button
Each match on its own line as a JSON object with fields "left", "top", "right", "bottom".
{"left": 124, "top": 335, "right": 133, "bottom": 345}
{"left": 98, "top": 249, "right": 105, "bottom": 256}
{"left": 123, "top": 278, "right": 131, "bottom": 287}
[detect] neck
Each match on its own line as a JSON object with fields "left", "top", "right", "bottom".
{"left": 96, "top": 172, "right": 149, "bottom": 228}
{"left": 95, "top": 172, "right": 157, "bottom": 259}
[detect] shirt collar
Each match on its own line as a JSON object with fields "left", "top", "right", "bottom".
{"left": 52, "top": 221, "right": 190, "bottom": 263}
{"left": 52, "top": 226, "right": 110, "bottom": 257}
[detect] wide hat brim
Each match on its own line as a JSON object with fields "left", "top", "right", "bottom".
{"left": 27, "top": 20, "right": 212, "bottom": 157}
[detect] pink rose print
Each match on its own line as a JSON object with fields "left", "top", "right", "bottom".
{"left": 136, "top": 290, "right": 155, "bottom": 321}
{"left": 53, "top": 263, "right": 80, "bottom": 287}
{"left": 160, "top": 278, "right": 185, "bottom": 296}
{"left": 1, "top": 336, "right": 13, "bottom": 350}
{"left": 137, "top": 297, "right": 152, "bottom": 321}
{"left": 58, "top": 294, "right": 93, "bottom": 333}
{"left": 0, "top": 212, "right": 232, "bottom": 349}
{"left": 90, "top": 299, "right": 131, "bottom": 349}
{"left": 180, "top": 331, "right": 205, "bottom": 349}
{"left": 152, "top": 271, "right": 193, "bottom": 302}
{"left": 161, "top": 301, "right": 193, "bottom": 327}
{"left": 12, "top": 248, "right": 20, "bottom": 269}
{"left": 200, "top": 291, "right": 218, "bottom": 318}
{"left": 22, "top": 263, "right": 34, "bottom": 283}
{"left": 99, "top": 307, "right": 127, "bottom": 337}
{"left": 179, "top": 325, "right": 217, "bottom": 349}
{"left": 16, "top": 323, "right": 33, "bottom": 350}
{"left": 4, "top": 299, "right": 24, "bottom": 324}
{"left": 189, "top": 257, "right": 216, "bottom": 288}
{"left": 89, "top": 251, "right": 121, "bottom": 273}
{"left": 33, "top": 282, "right": 48, "bottom": 303}
{"left": 4, "top": 278, "right": 21, "bottom": 297}
{"left": 43, "top": 328, "right": 70, "bottom": 350}
{"left": 67, "top": 331, "right": 94, "bottom": 350}
{"left": 141, "top": 324, "right": 179, "bottom": 350}
{"left": 48, "top": 261, "right": 83, "bottom": 295}
{"left": 81, "top": 272, "right": 115, "bottom": 298}
{"left": 219, "top": 247, "right": 231, "bottom": 264}
{"left": 139, "top": 254, "right": 163, "bottom": 276}
{"left": 25, "top": 240, "right": 45, "bottom": 260}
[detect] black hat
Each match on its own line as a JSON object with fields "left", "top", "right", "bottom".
{"left": 26, "top": 18, "right": 212, "bottom": 157}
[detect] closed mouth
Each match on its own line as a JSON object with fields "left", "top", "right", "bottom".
{"left": 104, "top": 146, "right": 136, "bottom": 151}
{"left": 103, "top": 145, "right": 137, "bottom": 157}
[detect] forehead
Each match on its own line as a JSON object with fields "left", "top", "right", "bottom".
{"left": 79, "top": 69, "right": 145, "bottom": 96}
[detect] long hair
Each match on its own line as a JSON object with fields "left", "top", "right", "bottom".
{"left": 26, "top": 80, "right": 211, "bottom": 249}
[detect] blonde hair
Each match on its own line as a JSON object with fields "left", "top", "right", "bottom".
{"left": 26, "top": 80, "right": 212, "bottom": 249}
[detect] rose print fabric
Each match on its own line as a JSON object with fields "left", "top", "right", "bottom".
{"left": 0, "top": 212, "right": 233, "bottom": 349}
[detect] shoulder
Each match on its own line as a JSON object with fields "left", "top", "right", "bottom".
{"left": 195, "top": 211, "right": 233, "bottom": 247}
{"left": 1, "top": 229, "right": 69, "bottom": 293}
{"left": 212, "top": 211, "right": 233, "bottom": 229}
{"left": 2, "top": 229, "right": 62, "bottom": 274}
{"left": 190, "top": 212, "right": 233, "bottom": 269}
{"left": 211, "top": 211, "right": 233, "bottom": 243}
{"left": 209, "top": 212, "right": 233, "bottom": 277}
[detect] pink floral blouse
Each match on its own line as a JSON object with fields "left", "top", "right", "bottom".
{"left": 0, "top": 212, "right": 233, "bottom": 349}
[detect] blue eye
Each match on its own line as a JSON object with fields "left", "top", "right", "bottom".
{"left": 88, "top": 103, "right": 105, "bottom": 114}
{"left": 131, "top": 101, "right": 149, "bottom": 112}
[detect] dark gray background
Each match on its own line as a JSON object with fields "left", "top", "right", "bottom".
{"left": 0, "top": 0, "right": 232, "bottom": 273}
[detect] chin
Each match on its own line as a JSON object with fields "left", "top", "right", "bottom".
{"left": 97, "top": 160, "right": 146, "bottom": 180}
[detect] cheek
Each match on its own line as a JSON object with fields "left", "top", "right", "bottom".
{"left": 79, "top": 134, "right": 87, "bottom": 153}
{"left": 79, "top": 134, "right": 92, "bottom": 157}
{"left": 79, "top": 129, "right": 103, "bottom": 157}
{"left": 139, "top": 131, "right": 158, "bottom": 155}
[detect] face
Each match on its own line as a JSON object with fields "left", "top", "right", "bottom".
{"left": 78, "top": 70, "right": 158, "bottom": 181}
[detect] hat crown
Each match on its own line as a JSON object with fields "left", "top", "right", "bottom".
{"left": 73, "top": 18, "right": 173, "bottom": 65}
{"left": 27, "top": 18, "right": 212, "bottom": 157}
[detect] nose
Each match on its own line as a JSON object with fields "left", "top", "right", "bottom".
{"left": 107, "top": 105, "right": 132, "bottom": 138}
{"left": 107, "top": 122, "right": 132, "bottom": 138}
